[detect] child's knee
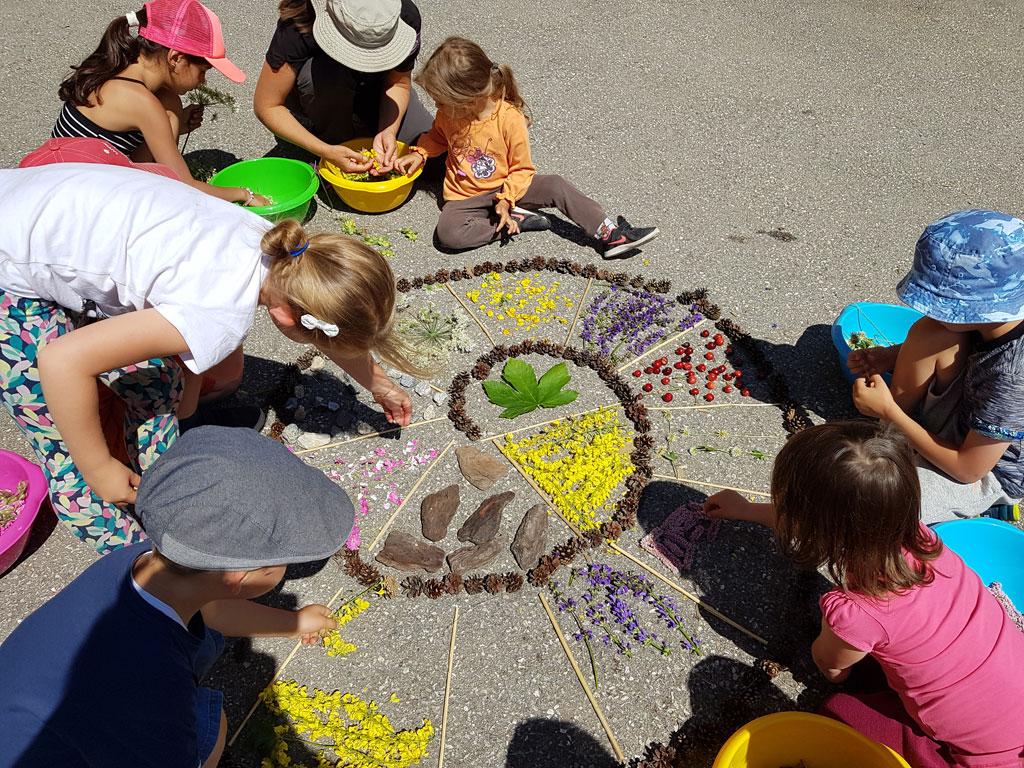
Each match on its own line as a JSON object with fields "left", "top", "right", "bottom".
{"left": 434, "top": 216, "right": 491, "bottom": 250}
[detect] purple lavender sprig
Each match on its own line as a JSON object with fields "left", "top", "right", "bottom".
{"left": 677, "top": 303, "right": 704, "bottom": 332}
{"left": 580, "top": 286, "right": 675, "bottom": 362}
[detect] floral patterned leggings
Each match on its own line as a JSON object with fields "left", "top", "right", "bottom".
{"left": 0, "top": 293, "right": 181, "bottom": 554}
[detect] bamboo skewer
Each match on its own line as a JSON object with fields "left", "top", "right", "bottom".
{"left": 649, "top": 402, "right": 781, "bottom": 412}
{"left": 563, "top": 276, "right": 593, "bottom": 345}
{"left": 483, "top": 403, "right": 619, "bottom": 442}
{"left": 609, "top": 543, "right": 768, "bottom": 646}
{"left": 446, "top": 282, "right": 497, "bottom": 346}
{"left": 367, "top": 440, "right": 455, "bottom": 551}
{"left": 615, "top": 321, "right": 704, "bottom": 374}
{"left": 292, "top": 417, "right": 449, "bottom": 456}
{"left": 652, "top": 473, "right": 771, "bottom": 498}
{"left": 538, "top": 593, "right": 625, "bottom": 762}
{"left": 437, "top": 605, "right": 459, "bottom": 768}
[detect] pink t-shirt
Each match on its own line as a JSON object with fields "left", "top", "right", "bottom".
{"left": 821, "top": 526, "right": 1024, "bottom": 766}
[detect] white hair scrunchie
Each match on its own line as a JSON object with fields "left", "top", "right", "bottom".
{"left": 125, "top": 11, "right": 140, "bottom": 38}
{"left": 300, "top": 313, "right": 340, "bottom": 338}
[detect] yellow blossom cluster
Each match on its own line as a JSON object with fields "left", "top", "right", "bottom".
{"left": 322, "top": 597, "right": 371, "bottom": 658}
{"left": 260, "top": 680, "right": 434, "bottom": 768}
{"left": 465, "top": 273, "right": 574, "bottom": 336}
{"left": 500, "top": 407, "right": 633, "bottom": 530}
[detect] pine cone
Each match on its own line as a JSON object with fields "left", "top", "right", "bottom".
{"left": 472, "top": 263, "right": 488, "bottom": 276}
{"left": 471, "top": 361, "right": 492, "bottom": 380}
{"left": 531, "top": 255, "right": 547, "bottom": 270}
{"left": 435, "top": 269, "right": 450, "bottom": 283}
{"left": 423, "top": 274, "right": 436, "bottom": 286}
{"left": 442, "top": 573, "right": 464, "bottom": 595}
{"left": 411, "top": 277, "right": 424, "bottom": 289}
{"left": 582, "top": 263, "right": 598, "bottom": 278}
{"left": 425, "top": 578, "right": 446, "bottom": 599}
{"left": 584, "top": 529, "right": 604, "bottom": 548}
{"left": 503, "top": 572, "right": 524, "bottom": 593}
{"left": 757, "top": 658, "right": 787, "bottom": 679}
{"left": 402, "top": 576, "right": 425, "bottom": 598}
{"left": 528, "top": 564, "right": 552, "bottom": 587}
{"left": 268, "top": 420, "right": 286, "bottom": 442}
{"left": 465, "top": 575, "right": 485, "bottom": 594}
{"left": 484, "top": 573, "right": 505, "bottom": 594}
{"left": 381, "top": 575, "right": 398, "bottom": 599}
{"left": 396, "top": 277, "right": 412, "bottom": 293}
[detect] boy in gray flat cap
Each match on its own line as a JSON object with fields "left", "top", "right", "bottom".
{"left": 0, "top": 426, "right": 355, "bottom": 768}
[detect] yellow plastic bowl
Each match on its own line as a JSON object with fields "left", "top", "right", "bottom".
{"left": 712, "top": 713, "right": 911, "bottom": 768}
{"left": 317, "top": 138, "right": 422, "bottom": 213}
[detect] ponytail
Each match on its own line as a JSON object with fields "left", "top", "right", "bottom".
{"left": 58, "top": 8, "right": 168, "bottom": 106}
{"left": 278, "top": 0, "right": 315, "bottom": 35}
{"left": 261, "top": 220, "right": 428, "bottom": 376}
{"left": 491, "top": 63, "right": 530, "bottom": 125}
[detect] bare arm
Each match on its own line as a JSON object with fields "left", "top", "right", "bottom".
{"left": 37, "top": 309, "right": 191, "bottom": 504}
{"left": 202, "top": 599, "right": 336, "bottom": 644}
{"left": 372, "top": 69, "right": 412, "bottom": 172}
{"left": 322, "top": 348, "right": 412, "bottom": 427}
{"left": 811, "top": 618, "right": 868, "bottom": 683}
{"left": 704, "top": 490, "right": 777, "bottom": 527}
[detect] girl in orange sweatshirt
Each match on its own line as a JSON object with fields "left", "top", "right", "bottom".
{"left": 396, "top": 37, "right": 659, "bottom": 259}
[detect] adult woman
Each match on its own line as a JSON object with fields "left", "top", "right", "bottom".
{"left": 254, "top": 0, "right": 434, "bottom": 175}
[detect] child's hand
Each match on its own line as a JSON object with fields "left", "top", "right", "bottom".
{"left": 325, "top": 146, "right": 375, "bottom": 174}
{"left": 704, "top": 490, "right": 753, "bottom": 520}
{"left": 847, "top": 344, "right": 900, "bottom": 377}
{"left": 372, "top": 385, "right": 412, "bottom": 427}
{"left": 372, "top": 129, "right": 398, "bottom": 173}
{"left": 395, "top": 152, "right": 424, "bottom": 176}
{"left": 494, "top": 199, "right": 520, "bottom": 236}
{"left": 181, "top": 104, "right": 204, "bottom": 134}
{"left": 244, "top": 193, "right": 272, "bottom": 208}
{"left": 852, "top": 374, "right": 897, "bottom": 420}
{"left": 87, "top": 455, "right": 142, "bottom": 506}
{"left": 296, "top": 604, "right": 337, "bottom": 645}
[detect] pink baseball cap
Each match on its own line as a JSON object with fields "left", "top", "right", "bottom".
{"left": 19, "top": 137, "right": 181, "bottom": 181}
{"left": 140, "top": 0, "right": 245, "bottom": 83}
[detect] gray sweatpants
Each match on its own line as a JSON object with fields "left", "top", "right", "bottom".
{"left": 916, "top": 373, "right": 1019, "bottom": 524}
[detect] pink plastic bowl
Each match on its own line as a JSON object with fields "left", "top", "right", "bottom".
{"left": 0, "top": 450, "right": 47, "bottom": 576}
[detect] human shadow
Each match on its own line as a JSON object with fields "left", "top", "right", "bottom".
{"left": 183, "top": 148, "right": 239, "bottom": 182}
{"left": 505, "top": 718, "right": 619, "bottom": 768}
{"left": 6, "top": 498, "right": 59, "bottom": 573}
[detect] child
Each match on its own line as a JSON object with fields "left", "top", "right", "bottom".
{"left": 54, "top": 0, "right": 270, "bottom": 206}
{"left": 0, "top": 426, "right": 354, "bottom": 768}
{"left": 0, "top": 162, "right": 416, "bottom": 554}
{"left": 396, "top": 37, "right": 659, "bottom": 259}
{"left": 706, "top": 421, "right": 1024, "bottom": 768}
{"left": 848, "top": 209, "right": 1024, "bottom": 523}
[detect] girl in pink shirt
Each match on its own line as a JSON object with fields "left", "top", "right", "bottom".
{"left": 706, "top": 421, "right": 1024, "bottom": 768}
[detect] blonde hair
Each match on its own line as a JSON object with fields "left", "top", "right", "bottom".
{"left": 415, "top": 37, "right": 529, "bottom": 124}
{"left": 261, "top": 220, "right": 424, "bottom": 375}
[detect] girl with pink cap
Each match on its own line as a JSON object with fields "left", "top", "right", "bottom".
{"left": 53, "top": 0, "right": 269, "bottom": 206}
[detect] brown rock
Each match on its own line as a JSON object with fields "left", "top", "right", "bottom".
{"left": 447, "top": 537, "right": 506, "bottom": 574}
{"left": 455, "top": 446, "right": 508, "bottom": 490}
{"left": 420, "top": 484, "right": 460, "bottom": 541}
{"left": 375, "top": 531, "right": 445, "bottom": 573}
{"left": 512, "top": 504, "right": 549, "bottom": 570}
{"left": 457, "top": 491, "right": 515, "bottom": 544}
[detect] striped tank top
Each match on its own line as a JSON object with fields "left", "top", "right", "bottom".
{"left": 52, "top": 102, "right": 145, "bottom": 157}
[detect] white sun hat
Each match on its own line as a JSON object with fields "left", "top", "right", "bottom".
{"left": 313, "top": 0, "right": 417, "bottom": 73}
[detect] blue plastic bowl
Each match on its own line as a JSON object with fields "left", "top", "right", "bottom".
{"left": 934, "top": 518, "right": 1024, "bottom": 606}
{"left": 832, "top": 302, "right": 924, "bottom": 383}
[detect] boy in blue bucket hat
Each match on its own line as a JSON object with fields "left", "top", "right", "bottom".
{"left": 0, "top": 426, "right": 354, "bottom": 768}
{"left": 850, "top": 209, "right": 1024, "bottom": 524}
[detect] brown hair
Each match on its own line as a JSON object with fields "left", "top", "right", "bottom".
{"left": 58, "top": 9, "right": 205, "bottom": 106}
{"left": 261, "top": 220, "right": 425, "bottom": 375}
{"left": 771, "top": 421, "right": 942, "bottom": 597}
{"left": 415, "top": 37, "right": 529, "bottom": 124}
{"left": 278, "top": 0, "right": 314, "bottom": 35}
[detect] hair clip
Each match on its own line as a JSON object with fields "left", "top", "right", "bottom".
{"left": 125, "top": 11, "right": 140, "bottom": 38}
{"left": 289, "top": 240, "right": 310, "bottom": 258}
{"left": 300, "top": 313, "right": 339, "bottom": 338}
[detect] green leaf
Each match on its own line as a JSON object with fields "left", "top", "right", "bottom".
{"left": 501, "top": 358, "right": 538, "bottom": 399}
{"left": 541, "top": 389, "right": 578, "bottom": 408}
{"left": 482, "top": 380, "right": 529, "bottom": 408}
{"left": 500, "top": 403, "right": 537, "bottom": 419}
{"left": 536, "top": 362, "right": 571, "bottom": 401}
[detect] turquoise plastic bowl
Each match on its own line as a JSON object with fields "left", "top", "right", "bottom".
{"left": 832, "top": 302, "right": 924, "bottom": 383}
{"left": 934, "top": 518, "right": 1024, "bottom": 606}
{"left": 209, "top": 158, "right": 319, "bottom": 223}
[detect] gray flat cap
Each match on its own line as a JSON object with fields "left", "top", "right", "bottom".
{"left": 136, "top": 426, "right": 354, "bottom": 570}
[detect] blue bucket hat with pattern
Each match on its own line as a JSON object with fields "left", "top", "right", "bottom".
{"left": 897, "top": 209, "right": 1024, "bottom": 324}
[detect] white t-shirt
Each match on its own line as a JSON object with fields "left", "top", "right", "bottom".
{"left": 0, "top": 163, "right": 273, "bottom": 374}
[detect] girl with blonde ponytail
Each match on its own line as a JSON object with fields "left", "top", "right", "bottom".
{"left": 396, "top": 37, "right": 660, "bottom": 259}
{"left": 0, "top": 163, "right": 414, "bottom": 554}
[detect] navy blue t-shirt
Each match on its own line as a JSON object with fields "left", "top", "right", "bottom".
{"left": 0, "top": 542, "right": 220, "bottom": 768}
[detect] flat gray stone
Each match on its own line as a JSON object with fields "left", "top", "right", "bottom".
{"left": 455, "top": 446, "right": 508, "bottom": 491}
{"left": 399, "top": 374, "right": 416, "bottom": 388}
{"left": 356, "top": 421, "right": 374, "bottom": 435}
{"left": 447, "top": 537, "right": 506, "bottom": 574}
{"left": 421, "top": 484, "right": 460, "bottom": 542}
{"left": 414, "top": 381, "right": 433, "bottom": 397}
{"left": 281, "top": 423, "right": 301, "bottom": 443}
{"left": 457, "top": 491, "right": 515, "bottom": 544}
{"left": 295, "top": 431, "right": 330, "bottom": 450}
{"left": 308, "top": 356, "right": 325, "bottom": 371}
{"left": 512, "top": 504, "right": 549, "bottom": 571}
{"left": 375, "top": 531, "right": 445, "bottom": 573}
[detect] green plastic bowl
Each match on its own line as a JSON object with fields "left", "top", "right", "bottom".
{"left": 209, "top": 157, "right": 319, "bottom": 222}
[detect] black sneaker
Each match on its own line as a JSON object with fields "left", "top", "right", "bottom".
{"left": 180, "top": 404, "right": 267, "bottom": 433}
{"left": 510, "top": 206, "right": 552, "bottom": 232}
{"left": 601, "top": 216, "right": 660, "bottom": 259}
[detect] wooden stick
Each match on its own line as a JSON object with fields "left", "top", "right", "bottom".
{"left": 492, "top": 438, "right": 583, "bottom": 538}
{"left": 446, "top": 282, "right": 497, "bottom": 346}
{"left": 538, "top": 593, "right": 625, "bottom": 762}
{"left": 608, "top": 543, "right": 768, "bottom": 646}
{"left": 367, "top": 440, "right": 455, "bottom": 552}
{"left": 649, "top": 402, "right": 780, "bottom": 412}
{"left": 615, "top": 321, "right": 704, "bottom": 374}
{"left": 563, "top": 276, "right": 593, "bottom": 345}
{"left": 292, "top": 417, "right": 449, "bottom": 456}
{"left": 652, "top": 473, "right": 771, "bottom": 498}
{"left": 437, "top": 605, "right": 459, "bottom": 768}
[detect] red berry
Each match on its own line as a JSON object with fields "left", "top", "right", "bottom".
{"left": 661, "top": 377, "right": 671, "bottom": 385}
{"left": 713, "top": 333, "right": 724, "bottom": 345}
{"left": 695, "top": 364, "right": 706, "bottom": 373}
{"left": 662, "top": 367, "right": 673, "bottom": 376}
{"left": 717, "top": 365, "right": 727, "bottom": 374}
{"left": 642, "top": 383, "right": 653, "bottom": 392}
{"left": 704, "top": 393, "right": 715, "bottom": 402}
{"left": 687, "top": 374, "right": 698, "bottom": 385}
{"left": 662, "top": 392, "right": 673, "bottom": 402}
{"left": 682, "top": 354, "right": 691, "bottom": 363}
{"left": 704, "top": 352, "right": 715, "bottom": 360}
{"left": 723, "top": 385, "right": 734, "bottom": 393}
{"left": 673, "top": 361, "right": 684, "bottom": 369}
{"left": 682, "top": 362, "right": 692, "bottom": 371}
{"left": 706, "top": 342, "right": 716, "bottom": 350}
{"left": 726, "top": 345, "right": 733, "bottom": 354}
{"left": 633, "top": 369, "right": 642, "bottom": 377}
{"left": 733, "top": 369, "right": 742, "bottom": 378}
{"left": 724, "top": 372, "right": 733, "bottom": 380}
{"left": 700, "top": 329, "right": 710, "bottom": 337}
{"left": 706, "top": 381, "right": 716, "bottom": 389}
{"left": 708, "top": 373, "right": 718, "bottom": 382}
{"left": 657, "top": 357, "right": 668, "bottom": 367}
{"left": 741, "top": 388, "right": 750, "bottom": 397}
{"left": 644, "top": 367, "right": 654, "bottom": 374}
{"left": 689, "top": 388, "right": 700, "bottom": 396}
{"left": 675, "top": 347, "right": 685, "bottom": 355}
